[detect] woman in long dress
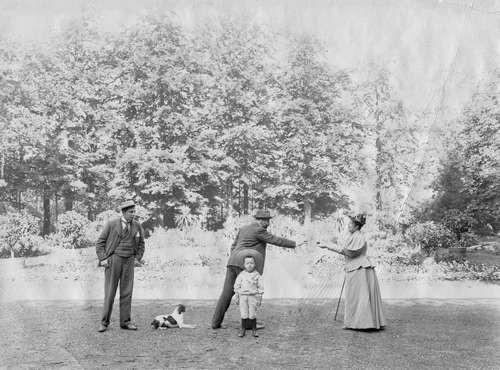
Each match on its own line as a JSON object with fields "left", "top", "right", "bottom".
{"left": 318, "top": 214, "right": 386, "bottom": 330}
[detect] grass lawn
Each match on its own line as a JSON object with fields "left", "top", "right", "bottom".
{"left": 1, "top": 299, "right": 499, "bottom": 369}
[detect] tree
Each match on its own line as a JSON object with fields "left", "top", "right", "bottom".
{"left": 426, "top": 72, "right": 500, "bottom": 234}
{"left": 356, "top": 67, "right": 418, "bottom": 229}
{"left": 268, "top": 35, "right": 364, "bottom": 223}
{"left": 192, "top": 20, "right": 281, "bottom": 217}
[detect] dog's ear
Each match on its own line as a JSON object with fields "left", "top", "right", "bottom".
{"left": 151, "top": 319, "right": 160, "bottom": 329}
{"left": 177, "top": 304, "right": 186, "bottom": 314}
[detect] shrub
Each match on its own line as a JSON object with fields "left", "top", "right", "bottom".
{"left": 454, "top": 232, "right": 477, "bottom": 249}
{"left": 441, "top": 209, "right": 478, "bottom": 239}
{"left": 16, "top": 234, "right": 49, "bottom": 257}
{"left": 175, "top": 205, "right": 200, "bottom": 231}
{"left": 438, "top": 260, "right": 500, "bottom": 281}
{"left": 405, "top": 221, "right": 456, "bottom": 255}
{"left": 54, "top": 211, "right": 91, "bottom": 249}
{"left": 369, "top": 234, "right": 425, "bottom": 267}
{"left": 0, "top": 211, "right": 41, "bottom": 258}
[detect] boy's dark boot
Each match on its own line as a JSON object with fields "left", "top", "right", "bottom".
{"left": 238, "top": 319, "right": 246, "bottom": 337}
{"left": 251, "top": 318, "right": 259, "bottom": 337}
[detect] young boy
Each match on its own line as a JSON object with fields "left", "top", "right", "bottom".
{"left": 234, "top": 255, "right": 264, "bottom": 337}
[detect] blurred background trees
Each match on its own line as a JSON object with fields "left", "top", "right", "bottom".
{"left": 0, "top": 13, "right": 498, "bottom": 255}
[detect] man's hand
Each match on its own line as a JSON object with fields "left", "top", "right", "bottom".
{"left": 134, "top": 259, "right": 143, "bottom": 267}
{"left": 100, "top": 259, "right": 109, "bottom": 268}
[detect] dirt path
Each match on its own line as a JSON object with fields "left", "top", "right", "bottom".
{"left": 1, "top": 299, "right": 499, "bottom": 369}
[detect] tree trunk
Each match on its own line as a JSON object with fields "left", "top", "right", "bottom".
{"left": 243, "top": 182, "right": 249, "bottom": 215}
{"left": 225, "top": 181, "right": 232, "bottom": 219}
{"left": 17, "top": 190, "right": 22, "bottom": 210}
{"left": 55, "top": 192, "right": 59, "bottom": 222}
{"left": 375, "top": 105, "right": 384, "bottom": 229}
{"left": 303, "top": 199, "right": 312, "bottom": 225}
{"left": 0, "top": 145, "right": 4, "bottom": 180}
{"left": 237, "top": 181, "right": 241, "bottom": 216}
{"left": 63, "top": 189, "right": 73, "bottom": 211}
{"left": 87, "top": 181, "right": 94, "bottom": 221}
{"left": 163, "top": 207, "right": 176, "bottom": 228}
{"left": 42, "top": 188, "right": 51, "bottom": 236}
{"left": 250, "top": 184, "right": 253, "bottom": 213}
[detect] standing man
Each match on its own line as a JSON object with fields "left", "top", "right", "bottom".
{"left": 96, "top": 200, "right": 145, "bottom": 332}
{"left": 211, "top": 209, "right": 298, "bottom": 330}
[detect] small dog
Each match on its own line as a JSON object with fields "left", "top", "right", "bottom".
{"left": 151, "top": 304, "right": 196, "bottom": 329}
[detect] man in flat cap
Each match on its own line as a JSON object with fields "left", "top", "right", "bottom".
{"left": 96, "top": 200, "right": 145, "bottom": 332}
{"left": 211, "top": 209, "right": 298, "bottom": 329}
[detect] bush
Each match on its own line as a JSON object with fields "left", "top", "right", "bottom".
{"left": 369, "top": 234, "right": 425, "bottom": 267}
{"left": 438, "top": 260, "right": 500, "bottom": 281}
{"left": 441, "top": 209, "right": 478, "bottom": 239}
{"left": 0, "top": 211, "right": 41, "bottom": 258}
{"left": 54, "top": 211, "right": 91, "bottom": 249}
{"left": 405, "top": 221, "right": 456, "bottom": 255}
{"left": 16, "top": 234, "right": 49, "bottom": 257}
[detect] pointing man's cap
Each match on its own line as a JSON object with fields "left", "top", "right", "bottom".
{"left": 253, "top": 209, "right": 272, "bottom": 219}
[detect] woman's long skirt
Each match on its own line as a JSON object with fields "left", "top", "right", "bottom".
{"left": 343, "top": 267, "right": 386, "bottom": 329}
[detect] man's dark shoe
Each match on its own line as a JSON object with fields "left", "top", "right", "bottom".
{"left": 98, "top": 324, "right": 108, "bottom": 332}
{"left": 211, "top": 324, "right": 227, "bottom": 330}
{"left": 120, "top": 323, "right": 137, "bottom": 330}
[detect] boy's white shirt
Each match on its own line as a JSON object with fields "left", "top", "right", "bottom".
{"left": 234, "top": 270, "right": 264, "bottom": 295}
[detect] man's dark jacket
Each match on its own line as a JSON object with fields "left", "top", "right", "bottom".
{"left": 95, "top": 218, "right": 145, "bottom": 262}
{"left": 227, "top": 222, "right": 296, "bottom": 274}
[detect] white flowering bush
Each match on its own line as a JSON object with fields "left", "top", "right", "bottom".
{"left": 438, "top": 261, "right": 500, "bottom": 281}
{"left": 370, "top": 234, "right": 426, "bottom": 267}
{"left": 0, "top": 211, "right": 42, "bottom": 258}
{"left": 16, "top": 234, "right": 50, "bottom": 257}
{"left": 54, "top": 211, "right": 91, "bottom": 249}
{"left": 405, "top": 221, "right": 456, "bottom": 255}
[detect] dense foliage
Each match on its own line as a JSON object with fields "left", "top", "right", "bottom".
{"left": 0, "top": 15, "right": 498, "bottom": 251}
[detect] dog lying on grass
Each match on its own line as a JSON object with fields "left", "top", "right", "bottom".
{"left": 151, "top": 304, "right": 196, "bottom": 329}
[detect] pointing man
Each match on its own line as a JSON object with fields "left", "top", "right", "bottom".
{"left": 211, "top": 209, "right": 299, "bottom": 329}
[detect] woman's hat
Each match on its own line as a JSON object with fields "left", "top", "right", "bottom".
{"left": 349, "top": 214, "right": 366, "bottom": 227}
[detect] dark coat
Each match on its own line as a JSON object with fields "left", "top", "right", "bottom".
{"left": 95, "top": 218, "right": 145, "bottom": 263}
{"left": 227, "top": 222, "right": 296, "bottom": 274}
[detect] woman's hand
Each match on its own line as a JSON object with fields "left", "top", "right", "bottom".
{"left": 234, "top": 294, "right": 239, "bottom": 305}
{"left": 317, "top": 242, "right": 343, "bottom": 255}
{"left": 296, "top": 240, "right": 309, "bottom": 248}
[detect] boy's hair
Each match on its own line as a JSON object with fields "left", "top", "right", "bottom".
{"left": 243, "top": 255, "right": 255, "bottom": 262}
